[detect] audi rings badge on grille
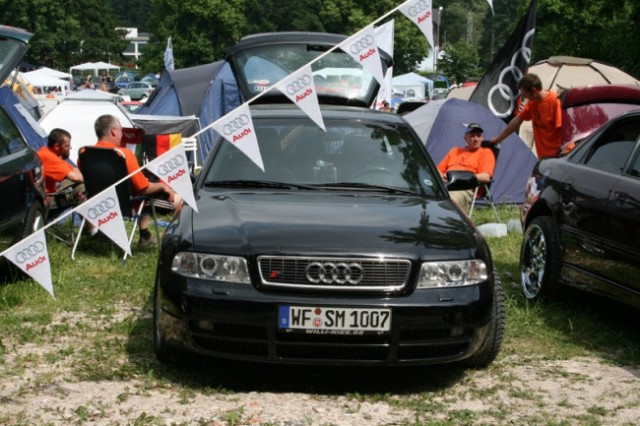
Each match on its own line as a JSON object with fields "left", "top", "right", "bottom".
{"left": 87, "top": 197, "right": 117, "bottom": 220}
{"left": 407, "top": 0, "right": 430, "bottom": 17}
{"left": 349, "top": 35, "right": 375, "bottom": 54}
{"left": 305, "top": 262, "right": 364, "bottom": 285}
{"left": 222, "top": 114, "right": 250, "bottom": 135}
{"left": 285, "top": 75, "right": 312, "bottom": 96}
{"left": 157, "top": 155, "right": 185, "bottom": 176}
{"left": 14, "top": 242, "right": 46, "bottom": 264}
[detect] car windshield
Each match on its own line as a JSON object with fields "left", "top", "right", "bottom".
{"left": 231, "top": 43, "right": 379, "bottom": 104}
{"left": 204, "top": 117, "right": 443, "bottom": 197}
{"left": 0, "top": 37, "right": 27, "bottom": 83}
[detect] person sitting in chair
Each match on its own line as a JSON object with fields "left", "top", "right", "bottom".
{"left": 437, "top": 123, "right": 496, "bottom": 212}
{"left": 37, "top": 128, "right": 86, "bottom": 211}
{"left": 91, "top": 114, "right": 181, "bottom": 246}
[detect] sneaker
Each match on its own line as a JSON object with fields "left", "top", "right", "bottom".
{"left": 138, "top": 234, "right": 156, "bottom": 247}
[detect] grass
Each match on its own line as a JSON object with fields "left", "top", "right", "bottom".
{"left": 1, "top": 206, "right": 639, "bottom": 425}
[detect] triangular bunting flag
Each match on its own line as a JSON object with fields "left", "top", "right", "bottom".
{"left": 399, "top": 0, "right": 434, "bottom": 49}
{"left": 339, "top": 24, "right": 385, "bottom": 86}
{"left": 146, "top": 144, "right": 199, "bottom": 213}
{"left": 275, "top": 65, "right": 325, "bottom": 131}
{"left": 3, "top": 230, "right": 54, "bottom": 299}
{"left": 212, "top": 103, "right": 263, "bottom": 171}
{"left": 76, "top": 187, "right": 131, "bottom": 255}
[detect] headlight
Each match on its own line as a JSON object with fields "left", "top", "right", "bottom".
{"left": 171, "top": 252, "right": 250, "bottom": 283}
{"left": 417, "top": 260, "right": 488, "bottom": 288}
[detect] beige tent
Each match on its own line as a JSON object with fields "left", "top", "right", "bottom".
{"left": 519, "top": 56, "right": 640, "bottom": 155}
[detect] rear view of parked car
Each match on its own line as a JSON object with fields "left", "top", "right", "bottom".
{"left": 117, "top": 81, "right": 155, "bottom": 100}
{"left": 520, "top": 109, "right": 640, "bottom": 309}
{"left": 0, "top": 25, "right": 46, "bottom": 256}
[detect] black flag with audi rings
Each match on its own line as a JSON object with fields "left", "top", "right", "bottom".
{"left": 469, "top": 0, "right": 537, "bottom": 122}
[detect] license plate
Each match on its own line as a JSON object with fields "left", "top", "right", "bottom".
{"left": 278, "top": 306, "right": 391, "bottom": 333}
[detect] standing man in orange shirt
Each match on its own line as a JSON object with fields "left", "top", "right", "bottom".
{"left": 36, "top": 128, "right": 86, "bottom": 210}
{"left": 92, "top": 115, "right": 181, "bottom": 246}
{"left": 488, "top": 73, "right": 562, "bottom": 159}
{"left": 438, "top": 123, "right": 496, "bottom": 212}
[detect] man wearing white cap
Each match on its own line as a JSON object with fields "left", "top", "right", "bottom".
{"left": 437, "top": 122, "right": 496, "bottom": 212}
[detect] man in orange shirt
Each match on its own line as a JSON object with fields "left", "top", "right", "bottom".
{"left": 36, "top": 128, "right": 86, "bottom": 209}
{"left": 488, "top": 73, "right": 562, "bottom": 159}
{"left": 92, "top": 114, "right": 181, "bottom": 246}
{"left": 438, "top": 123, "right": 496, "bottom": 212}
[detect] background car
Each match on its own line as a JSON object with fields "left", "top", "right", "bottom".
{"left": 520, "top": 109, "right": 640, "bottom": 308}
{"left": 153, "top": 32, "right": 504, "bottom": 369}
{"left": 0, "top": 25, "right": 46, "bottom": 259}
{"left": 117, "top": 81, "right": 155, "bottom": 100}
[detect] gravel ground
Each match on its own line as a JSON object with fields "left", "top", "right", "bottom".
{"left": 2, "top": 309, "right": 640, "bottom": 425}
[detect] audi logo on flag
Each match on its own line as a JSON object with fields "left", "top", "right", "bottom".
{"left": 305, "top": 262, "right": 364, "bottom": 285}
{"left": 14, "top": 242, "right": 46, "bottom": 264}
{"left": 407, "top": 0, "right": 430, "bottom": 17}
{"left": 87, "top": 197, "right": 117, "bottom": 219}
{"left": 349, "top": 35, "right": 375, "bottom": 54}
{"left": 157, "top": 155, "right": 185, "bottom": 176}
{"left": 222, "top": 114, "right": 250, "bottom": 135}
{"left": 285, "top": 75, "right": 312, "bottom": 95}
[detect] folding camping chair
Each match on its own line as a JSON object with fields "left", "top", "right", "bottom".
{"left": 468, "top": 142, "right": 502, "bottom": 223}
{"left": 70, "top": 146, "right": 158, "bottom": 261}
{"left": 44, "top": 184, "right": 84, "bottom": 247}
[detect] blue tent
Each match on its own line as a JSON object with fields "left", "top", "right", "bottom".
{"left": 406, "top": 98, "right": 538, "bottom": 205}
{"left": 0, "top": 86, "right": 47, "bottom": 151}
{"left": 138, "top": 61, "right": 242, "bottom": 161}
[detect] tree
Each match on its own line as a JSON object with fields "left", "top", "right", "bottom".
{"left": 0, "top": 0, "right": 127, "bottom": 70}
{"left": 437, "top": 40, "right": 480, "bottom": 84}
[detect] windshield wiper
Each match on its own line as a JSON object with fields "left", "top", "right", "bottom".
{"left": 320, "top": 182, "right": 418, "bottom": 195}
{"left": 204, "top": 180, "right": 318, "bottom": 190}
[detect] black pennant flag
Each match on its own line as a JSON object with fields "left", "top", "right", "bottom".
{"left": 469, "top": 0, "right": 538, "bottom": 122}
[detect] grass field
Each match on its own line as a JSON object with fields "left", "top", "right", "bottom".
{"left": 1, "top": 205, "right": 639, "bottom": 425}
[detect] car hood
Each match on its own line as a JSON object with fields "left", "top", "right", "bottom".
{"left": 188, "top": 190, "right": 476, "bottom": 259}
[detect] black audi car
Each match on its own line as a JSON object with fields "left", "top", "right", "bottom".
{"left": 154, "top": 33, "right": 504, "bottom": 367}
{"left": 520, "top": 108, "right": 640, "bottom": 308}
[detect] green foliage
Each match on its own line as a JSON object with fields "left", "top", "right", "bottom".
{"left": 437, "top": 39, "right": 480, "bottom": 84}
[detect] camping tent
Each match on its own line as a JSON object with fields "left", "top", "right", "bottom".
{"left": 138, "top": 61, "right": 242, "bottom": 160}
{"left": 405, "top": 98, "right": 538, "bottom": 205}
{"left": 391, "top": 72, "right": 434, "bottom": 101}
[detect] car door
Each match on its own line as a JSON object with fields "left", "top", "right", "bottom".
{"left": 559, "top": 122, "right": 638, "bottom": 283}
{"left": 605, "top": 140, "right": 640, "bottom": 297}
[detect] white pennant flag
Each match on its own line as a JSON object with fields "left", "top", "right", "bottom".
{"left": 212, "top": 103, "right": 263, "bottom": 171}
{"left": 375, "top": 20, "right": 395, "bottom": 107}
{"left": 146, "top": 144, "right": 198, "bottom": 213}
{"left": 275, "top": 65, "right": 325, "bottom": 131}
{"left": 4, "top": 230, "right": 54, "bottom": 299}
{"left": 339, "top": 24, "right": 385, "bottom": 86}
{"left": 400, "top": 0, "right": 434, "bottom": 49}
{"left": 76, "top": 187, "right": 131, "bottom": 256}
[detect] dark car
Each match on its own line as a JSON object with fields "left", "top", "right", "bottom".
{"left": 154, "top": 32, "right": 504, "bottom": 368}
{"left": 520, "top": 109, "right": 640, "bottom": 308}
{"left": 0, "top": 26, "right": 46, "bottom": 254}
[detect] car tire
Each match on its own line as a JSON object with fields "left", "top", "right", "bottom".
{"left": 463, "top": 271, "right": 505, "bottom": 368}
{"left": 21, "top": 200, "right": 45, "bottom": 239}
{"left": 520, "top": 216, "right": 562, "bottom": 301}
{"left": 153, "top": 281, "right": 173, "bottom": 363}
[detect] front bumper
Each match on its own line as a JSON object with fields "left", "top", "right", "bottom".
{"left": 156, "top": 275, "right": 495, "bottom": 366}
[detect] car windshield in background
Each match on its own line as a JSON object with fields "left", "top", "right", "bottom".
{"left": 229, "top": 43, "right": 381, "bottom": 104}
{"left": 205, "top": 115, "right": 442, "bottom": 197}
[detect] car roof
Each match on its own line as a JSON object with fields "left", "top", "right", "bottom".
{"left": 248, "top": 103, "right": 407, "bottom": 124}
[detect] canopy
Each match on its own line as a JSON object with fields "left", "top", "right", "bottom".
{"left": 69, "top": 61, "right": 120, "bottom": 77}
{"left": 28, "top": 66, "right": 72, "bottom": 79}
{"left": 21, "top": 71, "right": 71, "bottom": 94}
{"left": 391, "top": 72, "right": 434, "bottom": 100}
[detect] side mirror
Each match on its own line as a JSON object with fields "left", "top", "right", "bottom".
{"left": 446, "top": 170, "right": 478, "bottom": 191}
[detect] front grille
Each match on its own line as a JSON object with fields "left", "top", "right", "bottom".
{"left": 188, "top": 319, "right": 471, "bottom": 363}
{"left": 258, "top": 256, "right": 411, "bottom": 292}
